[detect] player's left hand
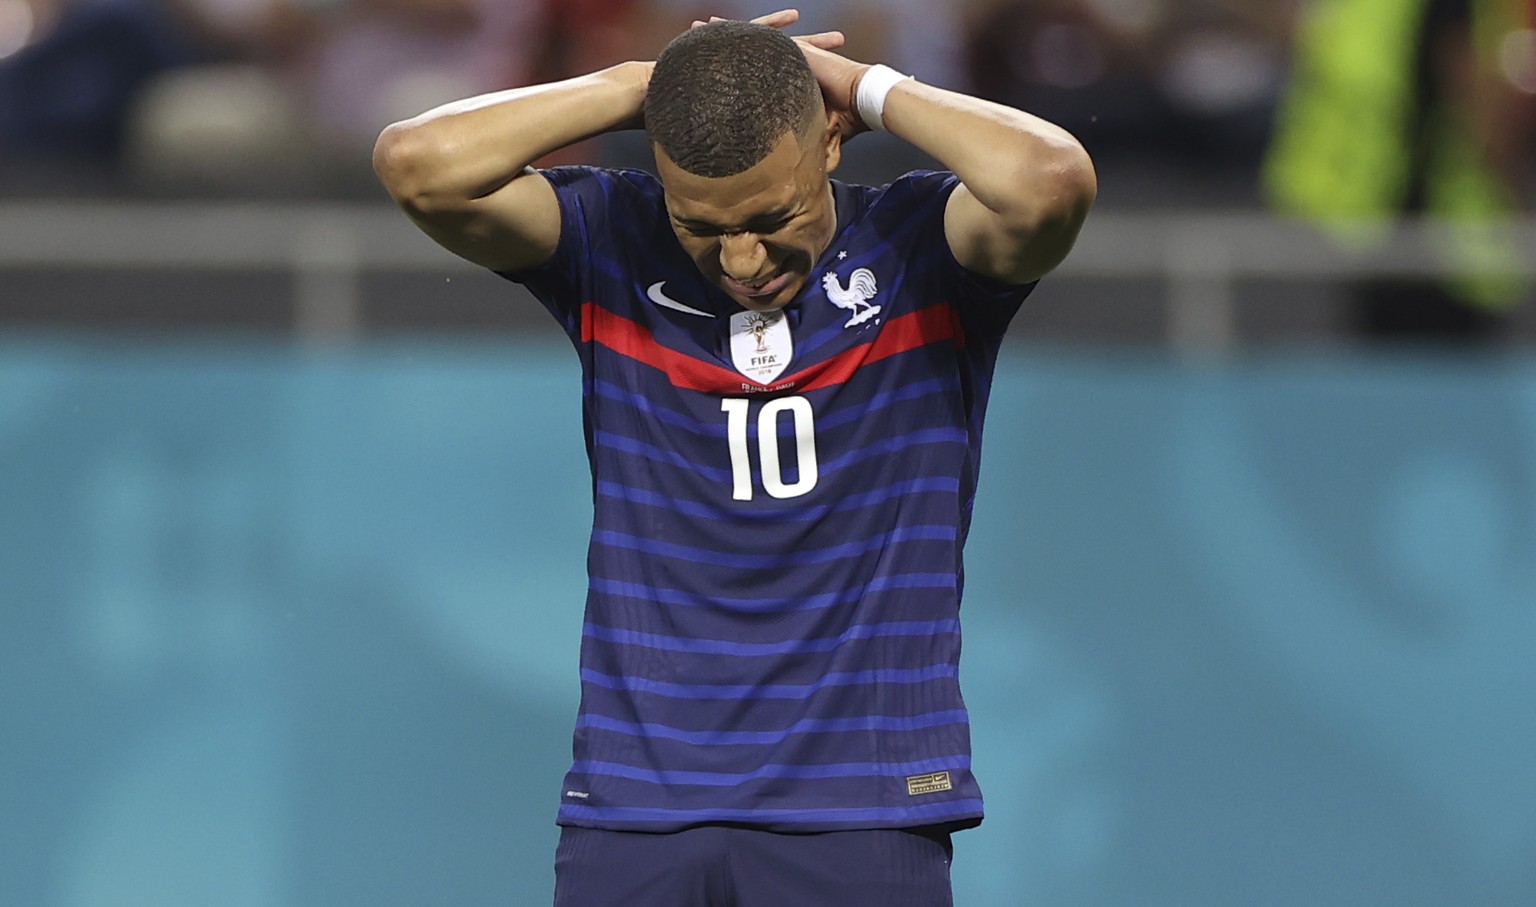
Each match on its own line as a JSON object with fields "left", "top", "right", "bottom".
{"left": 795, "top": 40, "right": 873, "bottom": 141}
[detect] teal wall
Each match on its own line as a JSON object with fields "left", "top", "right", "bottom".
{"left": 3, "top": 338, "right": 1534, "bottom": 906}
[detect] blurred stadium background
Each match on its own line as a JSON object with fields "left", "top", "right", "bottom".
{"left": 3, "top": 1, "right": 1535, "bottom": 904}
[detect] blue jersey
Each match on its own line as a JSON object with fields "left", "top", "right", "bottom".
{"left": 501, "top": 166, "right": 1033, "bottom": 833}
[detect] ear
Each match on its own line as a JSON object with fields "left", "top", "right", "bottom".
{"left": 823, "top": 114, "right": 843, "bottom": 174}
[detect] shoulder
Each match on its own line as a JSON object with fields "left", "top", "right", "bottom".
{"left": 499, "top": 167, "right": 671, "bottom": 286}
{"left": 843, "top": 171, "right": 1037, "bottom": 315}
{"left": 534, "top": 165, "right": 672, "bottom": 256}
{"left": 843, "top": 170, "right": 960, "bottom": 233}
{"left": 539, "top": 165, "right": 665, "bottom": 208}
{"left": 872, "top": 170, "right": 961, "bottom": 206}
{"left": 835, "top": 170, "right": 959, "bottom": 246}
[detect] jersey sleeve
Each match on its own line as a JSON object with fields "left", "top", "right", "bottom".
{"left": 900, "top": 171, "right": 1037, "bottom": 341}
{"left": 496, "top": 166, "right": 656, "bottom": 340}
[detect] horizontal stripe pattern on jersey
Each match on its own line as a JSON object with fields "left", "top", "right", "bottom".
{"left": 501, "top": 166, "right": 1033, "bottom": 832}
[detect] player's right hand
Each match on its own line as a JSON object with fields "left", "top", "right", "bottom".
{"left": 689, "top": 8, "right": 846, "bottom": 51}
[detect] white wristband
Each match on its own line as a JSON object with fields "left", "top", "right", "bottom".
{"left": 854, "top": 64, "right": 911, "bottom": 132}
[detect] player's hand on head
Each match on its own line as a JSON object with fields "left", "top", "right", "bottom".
{"left": 795, "top": 41, "right": 871, "bottom": 142}
{"left": 686, "top": 9, "right": 863, "bottom": 139}
{"left": 688, "top": 9, "right": 845, "bottom": 50}
{"left": 690, "top": 8, "right": 799, "bottom": 29}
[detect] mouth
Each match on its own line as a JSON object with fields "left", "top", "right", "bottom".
{"left": 723, "top": 271, "right": 793, "bottom": 302}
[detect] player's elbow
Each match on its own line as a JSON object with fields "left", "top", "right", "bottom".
{"left": 373, "top": 123, "right": 420, "bottom": 205}
{"left": 372, "top": 121, "right": 456, "bottom": 214}
{"left": 978, "top": 139, "right": 1096, "bottom": 283}
{"left": 1012, "top": 143, "right": 1096, "bottom": 262}
{"left": 1005, "top": 137, "right": 1097, "bottom": 237}
{"left": 1050, "top": 141, "right": 1097, "bottom": 223}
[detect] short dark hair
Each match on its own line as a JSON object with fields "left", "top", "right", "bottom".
{"left": 645, "top": 20, "right": 821, "bottom": 178}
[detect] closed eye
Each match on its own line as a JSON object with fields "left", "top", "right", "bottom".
{"left": 673, "top": 217, "right": 722, "bottom": 237}
{"left": 748, "top": 217, "right": 792, "bottom": 234}
{"left": 674, "top": 213, "right": 794, "bottom": 238}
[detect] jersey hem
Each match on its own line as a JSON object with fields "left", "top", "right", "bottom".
{"left": 555, "top": 808, "right": 984, "bottom": 835}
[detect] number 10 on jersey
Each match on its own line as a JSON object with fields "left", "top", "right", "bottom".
{"left": 720, "top": 397, "right": 819, "bottom": 501}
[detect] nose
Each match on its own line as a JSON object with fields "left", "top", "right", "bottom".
{"left": 718, "top": 233, "right": 766, "bottom": 282}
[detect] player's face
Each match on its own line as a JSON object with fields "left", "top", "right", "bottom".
{"left": 656, "top": 121, "right": 842, "bottom": 312}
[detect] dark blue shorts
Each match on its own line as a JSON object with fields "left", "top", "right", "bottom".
{"left": 552, "top": 824, "right": 955, "bottom": 907}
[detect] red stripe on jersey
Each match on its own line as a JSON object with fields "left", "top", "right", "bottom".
{"left": 581, "top": 303, "right": 744, "bottom": 392}
{"left": 784, "top": 303, "right": 964, "bottom": 394}
{"left": 580, "top": 301, "right": 964, "bottom": 395}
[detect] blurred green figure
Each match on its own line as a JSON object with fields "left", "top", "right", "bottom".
{"left": 1265, "top": 0, "right": 1534, "bottom": 339}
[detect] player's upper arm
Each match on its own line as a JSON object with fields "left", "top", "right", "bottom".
{"left": 372, "top": 123, "right": 563, "bottom": 274}
{"left": 943, "top": 142, "right": 1096, "bottom": 287}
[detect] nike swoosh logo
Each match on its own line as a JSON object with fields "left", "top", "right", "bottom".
{"left": 646, "top": 282, "right": 714, "bottom": 318}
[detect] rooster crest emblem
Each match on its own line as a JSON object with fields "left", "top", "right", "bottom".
{"left": 822, "top": 266, "right": 881, "bottom": 327}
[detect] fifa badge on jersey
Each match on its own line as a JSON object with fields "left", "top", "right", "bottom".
{"left": 729, "top": 309, "right": 792, "bottom": 384}
{"left": 822, "top": 266, "right": 881, "bottom": 328}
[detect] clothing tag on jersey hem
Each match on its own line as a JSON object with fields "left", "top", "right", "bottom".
{"left": 906, "top": 771, "right": 954, "bottom": 796}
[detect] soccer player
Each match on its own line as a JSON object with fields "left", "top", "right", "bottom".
{"left": 373, "top": 9, "right": 1094, "bottom": 906}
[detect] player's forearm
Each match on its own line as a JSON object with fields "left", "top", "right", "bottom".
{"left": 881, "top": 80, "right": 1096, "bottom": 234}
{"left": 373, "top": 62, "right": 649, "bottom": 209}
